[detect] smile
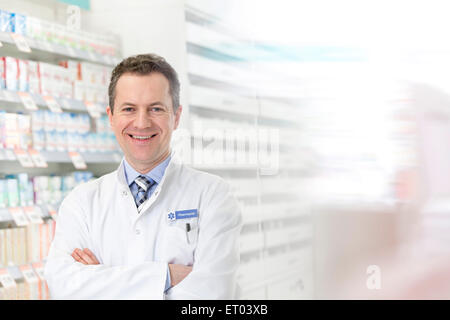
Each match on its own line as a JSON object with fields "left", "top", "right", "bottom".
{"left": 128, "top": 133, "right": 158, "bottom": 141}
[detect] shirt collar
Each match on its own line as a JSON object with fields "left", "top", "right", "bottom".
{"left": 123, "top": 155, "right": 172, "bottom": 187}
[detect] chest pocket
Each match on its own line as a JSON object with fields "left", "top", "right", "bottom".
{"left": 173, "top": 217, "right": 199, "bottom": 245}
{"left": 162, "top": 216, "right": 199, "bottom": 265}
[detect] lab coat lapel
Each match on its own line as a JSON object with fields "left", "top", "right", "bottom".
{"left": 137, "top": 153, "right": 181, "bottom": 216}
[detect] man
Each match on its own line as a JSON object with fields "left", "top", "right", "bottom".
{"left": 44, "top": 54, "right": 242, "bottom": 299}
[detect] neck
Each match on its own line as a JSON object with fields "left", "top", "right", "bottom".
{"left": 126, "top": 151, "right": 171, "bottom": 174}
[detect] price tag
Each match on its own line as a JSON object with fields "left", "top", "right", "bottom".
{"left": 0, "top": 269, "right": 16, "bottom": 289}
{"left": 84, "top": 100, "right": 101, "bottom": 118}
{"left": 19, "top": 265, "right": 39, "bottom": 283}
{"left": 9, "top": 207, "right": 30, "bottom": 227}
{"left": 14, "top": 148, "right": 35, "bottom": 168}
{"left": 23, "top": 206, "right": 44, "bottom": 224}
{"left": 43, "top": 96, "right": 63, "bottom": 113}
{"left": 29, "top": 149, "right": 48, "bottom": 168}
{"left": 18, "top": 92, "right": 38, "bottom": 111}
{"left": 10, "top": 33, "right": 32, "bottom": 53}
{"left": 68, "top": 151, "right": 87, "bottom": 169}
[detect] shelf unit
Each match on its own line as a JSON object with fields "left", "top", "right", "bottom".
{"left": 0, "top": 31, "right": 120, "bottom": 67}
{"left": 184, "top": 3, "right": 314, "bottom": 299}
{"left": 0, "top": 89, "right": 106, "bottom": 117}
{"left": 0, "top": 3, "right": 122, "bottom": 299}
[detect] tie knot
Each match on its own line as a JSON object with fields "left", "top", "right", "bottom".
{"left": 135, "top": 175, "right": 152, "bottom": 192}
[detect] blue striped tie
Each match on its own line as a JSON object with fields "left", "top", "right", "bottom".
{"left": 134, "top": 175, "right": 154, "bottom": 209}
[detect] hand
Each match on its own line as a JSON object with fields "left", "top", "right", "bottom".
{"left": 71, "top": 248, "right": 100, "bottom": 265}
{"left": 168, "top": 264, "right": 192, "bottom": 287}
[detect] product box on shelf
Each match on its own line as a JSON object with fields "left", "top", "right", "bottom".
{"left": 16, "top": 114, "right": 31, "bottom": 150}
{"left": 0, "top": 57, "right": 5, "bottom": 89}
{"left": 0, "top": 111, "right": 5, "bottom": 147}
{"left": 31, "top": 130, "right": 45, "bottom": 151}
{"left": 6, "top": 178, "right": 19, "bottom": 208}
{"left": 0, "top": 179, "right": 7, "bottom": 208}
{"left": 17, "top": 59, "right": 29, "bottom": 92}
{"left": 17, "top": 173, "right": 28, "bottom": 207}
{"left": 25, "top": 16, "right": 41, "bottom": 41}
{"left": 12, "top": 13, "right": 26, "bottom": 35}
{"left": 5, "top": 174, "right": 32, "bottom": 208}
{"left": 2, "top": 57, "right": 18, "bottom": 91}
{"left": 31, "top": 262, "right": 48, "bottom": 300}
{"left": 3, "top": 112, "right": 19, "bottom": 149}
{"left": 0, "top": 10, "right": 13, "bottom": 33}
{"left": 27, "top": 60, "right": 39, "bottom": 94}
{"left": 0, "top": 229, "right": 6, "bottom": 266}
{"left": 30, "top": 110, "right": 44, "bottom": 131}
{"left": 38, "top": 62, "right": 74, "bottom": 99}
{"left": 18, "top": 265, "right": 39, "bottom": 300}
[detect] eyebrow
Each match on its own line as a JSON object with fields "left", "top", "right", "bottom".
{"left": 120, "top": 101, "right": 167, "bottom": 108}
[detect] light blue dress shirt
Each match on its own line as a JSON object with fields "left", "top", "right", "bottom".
{"left": 123, "top": 155, "right": 172, "bottom": 292}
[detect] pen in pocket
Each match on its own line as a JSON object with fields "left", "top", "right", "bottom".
{"left": 185, "top": 223, "right": 191, "bottom": 244}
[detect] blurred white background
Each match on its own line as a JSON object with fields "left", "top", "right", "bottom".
{"left": 2, "top": 0, "right": 450, "bottom": 299}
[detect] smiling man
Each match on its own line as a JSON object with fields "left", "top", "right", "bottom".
{"left": 44, "top": 54, "right": 242, "bottom": 299}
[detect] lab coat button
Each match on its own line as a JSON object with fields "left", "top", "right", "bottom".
{"left": 135, "top": 229, "right": 141, "bottom": 235}
{"left": 122, "top": 190, "right": 127, "bottom": 196}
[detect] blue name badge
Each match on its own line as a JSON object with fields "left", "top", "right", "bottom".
{"left": 175, "top": 209, "right": 198, "bottom": 220}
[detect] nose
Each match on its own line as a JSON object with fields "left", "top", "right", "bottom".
{"left": 133, "top": 108, "right": 152, "bottom": 129}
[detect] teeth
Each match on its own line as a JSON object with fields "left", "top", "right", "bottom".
{"left": 131, "top": 135, "right": 152, "bottom": 140}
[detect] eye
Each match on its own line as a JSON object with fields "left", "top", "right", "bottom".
{"left": 151, "top": 107, "right": 164, "bottom": 112}
{"left": 123, "top": 107, "right": 134, "bottom": 112}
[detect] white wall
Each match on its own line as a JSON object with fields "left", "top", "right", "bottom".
{"left": 83, "top": 0, "right": 191, "bottom": 128}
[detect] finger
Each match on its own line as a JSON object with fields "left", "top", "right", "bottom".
{"left": 71, "top": 251, "right": 80, "bottom": 261}
{"left": 83, "top": 248, "right": 100, "bottom": 264}
{"left": 71, "top": 252, "right": 78, "bottom": 262}
{"left": 77, "top": 249, "right": 95, "bottom": 265}
{"left": 72, "top": 250, "right": 88, "bottom": 265}
{"left": 75, "top": 248, "right": 90, "bottom": 265}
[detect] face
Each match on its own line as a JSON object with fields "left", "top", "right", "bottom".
{"left": 107, "top": 72, "right": 182, "bottom": 173}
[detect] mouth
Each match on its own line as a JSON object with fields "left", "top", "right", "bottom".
{"left": 127, "top": 133, "right": 158, "bottom": 142}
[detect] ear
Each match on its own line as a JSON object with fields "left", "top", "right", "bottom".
{"left": 106, "top": 106, "right": 114, "bottom": 127}
{"left": 173, "top": 105, "right": 182, "bottom": 130}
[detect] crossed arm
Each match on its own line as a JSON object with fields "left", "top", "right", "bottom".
{"left": 71, "top": 248, "right": 192, "bottom": 287}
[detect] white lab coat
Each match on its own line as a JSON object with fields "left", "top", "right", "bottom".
{"left": 44, "top": 153, "right": 242, "bottom": 299}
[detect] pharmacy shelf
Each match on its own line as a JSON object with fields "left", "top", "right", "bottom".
{"left": 0, "top": 32, "right": 120, "bottom": 67}
{"left": 0, "top": 89, "right": 106, "bottom": 114}
{"left": 239, "top": 263, "right": 313, "bottom": 295}
{"left": 192, "top": 163, "right": 258, "bottom": 171}
{"left": 0, "top": 149, "right": 122, "bottom": 164}
{"left": 189, "top": 85, "right": 258, "bottom": 116}
{"left": 240, "top": 230, "right": 311, "bottom": 256}
{"left": 186, "top": 21, "right": 247, "bottom": 62}
{"left": 2, "top": 260, "right": 46, "bottom": 283}
{"left": 240, "top": 204, "right": 311, "bottom": 225}
{"left": 0, "top": 204, "right": 52, "bottom": 224}
{"left": 190, "top": 89, "right": 300, "bottom": 123}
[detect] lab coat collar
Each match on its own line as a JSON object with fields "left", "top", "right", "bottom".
{"left": 123, "top": 155, "right": 171, "bottom": 187}
{"left": 116, "top": 150, "right": 182, "bottom": 191}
